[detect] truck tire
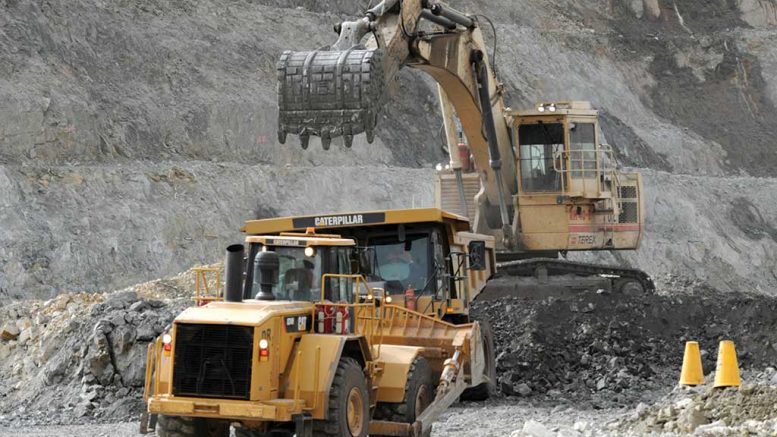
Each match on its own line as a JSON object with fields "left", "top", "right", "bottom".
{"left": 316, "top": 357, "right": 370, "bottom": 437}
{"left": 375, "top": 356, "right": 434, "bottom": 424}
{"left": 156, "top": 415, "right": 229, "bottom": 437}
{"left": 460, "top": 320, "right": 496, "bottom": 401}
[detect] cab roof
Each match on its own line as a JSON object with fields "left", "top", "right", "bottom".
{"left": 244, "top": 235, "right": 355, "bottom": 247}
{"left": 508, "top": 100, "right": 599, "bottom": 118}
{"left": 242, "top": 208, "right": 471, "bottom": 235}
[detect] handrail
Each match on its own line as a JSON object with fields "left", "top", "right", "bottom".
{"left": 318, "top": 273, "right": 385, "bottom": 358}
{"left": 548, "top": 147, "right": 624, "bottom": 205}
{"left": 142, "top": 339, "right": 158, "bottom": 403}
{"left": 193, "top": 267, "right": 222, "bottom": 306}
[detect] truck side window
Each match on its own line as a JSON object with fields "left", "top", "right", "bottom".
{"left": 431, "top": 230, "right": 446, "bottom": 297}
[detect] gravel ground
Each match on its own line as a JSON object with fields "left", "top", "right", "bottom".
{"left": 433, "top": 399, "right": 634, "bottom": 437}
{"left": 0, "top": 401, "right": 637, "bottom": 437}
{"left": 0, "top": 422, "right": 139, "bottom": 437}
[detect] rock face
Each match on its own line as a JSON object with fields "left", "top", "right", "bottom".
{"left": 0, "top": 0, "right": 776, "bottom": 305}
{"left": 0, "top": 323, "right": 20, "bottom": 341}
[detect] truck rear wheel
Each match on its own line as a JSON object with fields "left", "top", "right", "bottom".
{"left": 316, "top": 357, "right": 370, "bottom": 437}
{"left": 156, "top": 415, "right": 229, "bottom": 437}
{"left": 460, "top": 320, "right": 496, "bottom": 401}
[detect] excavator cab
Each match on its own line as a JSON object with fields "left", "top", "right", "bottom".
{"left": 510, "top": 101, "right": 644, "bottom": 252}
{"left": 515, "top": 101, "right": 612, "bottom": 198}
{"left": 437, "top": 101, "right": 643, "bottom": 253}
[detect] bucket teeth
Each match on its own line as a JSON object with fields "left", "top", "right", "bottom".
{"left": 321, "top": 134, "right": 332, "bottom": 150}
{"left": 366, "top": 129, "right": 375, "bottom": 144}
{"left": 277, "top": 130, "right": 287, "bottom": 145}
{"left": 276, "top": 49, "right": 386, "bottom": 149}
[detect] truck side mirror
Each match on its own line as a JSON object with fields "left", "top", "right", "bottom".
{"left": 468, "top": 240, "right": 486, "bottom": 271}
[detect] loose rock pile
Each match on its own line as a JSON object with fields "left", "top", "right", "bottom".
{"left": 0, "top": 267, "right": 208, "bottom": 426}
{"left": 472, "top": 285, "right": 777, "bottom": 406}
{"left": 622, "top": 369, "right": 777, "bottom": 435}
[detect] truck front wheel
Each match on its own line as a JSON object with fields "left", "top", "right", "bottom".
{"left": 317, "top": 357, "right": 370, "bottom": 437}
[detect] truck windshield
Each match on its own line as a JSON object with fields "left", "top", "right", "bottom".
{"left": 268, "top": 247, "right": 323, "bottom": 302}
{"left": 369, "top": 235, "right": 430, "bottom": 294}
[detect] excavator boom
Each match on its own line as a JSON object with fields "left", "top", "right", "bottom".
{"left": 277, "top": 0, "right": 519, "bottom": 247}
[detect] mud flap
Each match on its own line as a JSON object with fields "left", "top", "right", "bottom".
{"left": 276, "top": 49, "right": 386, "bottom": 148}
{"left": 139, "top": 411, "right": 157, "bottom": 434}
{"left": 293, "top": 413, "right": 313, "bottom": 437}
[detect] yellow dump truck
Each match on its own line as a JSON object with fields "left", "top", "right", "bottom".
{"left": 142, "top": 208, "right": 495, "bottom": 437}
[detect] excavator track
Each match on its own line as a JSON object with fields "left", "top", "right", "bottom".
{"left": 491, "top": 258, "right": 655, "bottom": 296}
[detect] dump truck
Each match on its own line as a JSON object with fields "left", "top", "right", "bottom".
{"left": 276, "top": 0, "right": 654, "bottom": 294}
{"left": 142, "top": 209, "right": 496, "bottom": 437}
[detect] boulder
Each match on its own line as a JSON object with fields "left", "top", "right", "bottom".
{"left": 1, "top": 323, "right": 20, "bottom": 341}
{"left": 521, "top": 420, "right": 555, "bottom": 437}
{"left": 677, "top": 407, "right": 708, "bottom": 433}
{"left": 516, "top": 383, "right": 533, "bottom": 396}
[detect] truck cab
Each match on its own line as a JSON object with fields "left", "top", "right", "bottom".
{"left": 242, "top": 208, "right": 496, "bottom": 322}
{"left": 241, "top": 233, "right": 358, "bottom": 303}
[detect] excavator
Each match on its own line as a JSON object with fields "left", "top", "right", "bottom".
{"left": 276, "top": 0, "right": 653, "bottom": 295}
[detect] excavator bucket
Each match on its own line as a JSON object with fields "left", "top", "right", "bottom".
{"left": 276, "top": 49, "right": 386, "bottom": 149}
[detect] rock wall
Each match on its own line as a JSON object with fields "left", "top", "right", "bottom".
{"left": 1, "top": 0, "right": 776, "bottom": 298}
{"left": 0, "top": 164, "right": 434, "bottom": 299}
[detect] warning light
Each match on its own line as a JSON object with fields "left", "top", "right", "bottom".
{"left": 162, "top": 334, "right": 172, "bottom": 352}
{"left": 259, "top": 338, "right": 270, "bottom": 361}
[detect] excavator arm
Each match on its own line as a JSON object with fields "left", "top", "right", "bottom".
{"left": 277, "top": 0, "right": 519, "bottom": 248}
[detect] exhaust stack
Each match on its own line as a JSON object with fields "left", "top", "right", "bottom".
{"left": 224, "top": 244, "right": 245, "bottom": 303}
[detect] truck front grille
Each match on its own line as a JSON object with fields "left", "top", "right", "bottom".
{"left": 172, "top": 324, "right": 253, "bottom": 400}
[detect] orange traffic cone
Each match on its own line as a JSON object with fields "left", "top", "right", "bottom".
{"left": 713, "top": 340, "right": 741, "bottom": 388}
{"left": 679, "top": 341, "right": 704, "bottom": 386}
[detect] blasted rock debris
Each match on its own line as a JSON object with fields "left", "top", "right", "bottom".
{"left": 471, "top": 287, "right": 777, "bottom": 406}
{"left": 0, "top": 268, "right": 201, "bottom": 427}
{"left": 621, "top": 370, "right": 777, "bottom": 436}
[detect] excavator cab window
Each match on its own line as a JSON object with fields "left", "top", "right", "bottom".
{"left": 569, "top": 122, "right": 597, "bottom": 179}
{"left": 518, "top": 123, "right": 564, "bottom": 192}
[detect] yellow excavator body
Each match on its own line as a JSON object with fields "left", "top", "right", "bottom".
{"left": 437, "top": 101, "right": 644, "bottom": 253}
